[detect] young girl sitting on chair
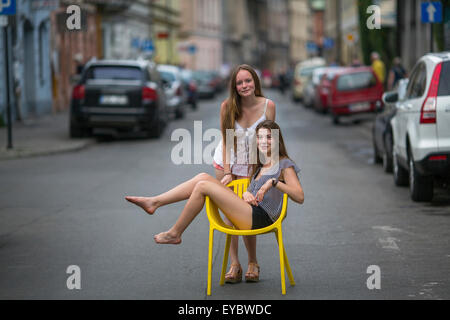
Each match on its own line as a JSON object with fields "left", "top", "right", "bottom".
{"left": 125, "top": 120, "right": 304, "bottom": 245}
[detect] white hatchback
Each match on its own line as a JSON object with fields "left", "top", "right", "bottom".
{"left": 391, "top": 52, "right": 450, "bottom": 202}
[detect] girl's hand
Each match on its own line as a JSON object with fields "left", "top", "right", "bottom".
{"left": 220, "top": 174, "right": 233, "bottom": 186}
{"left": 255, "top": 180, "right": 272, "bottom": 203}
{"left": 243, "top": 191, "right": 258, "bottom": 206}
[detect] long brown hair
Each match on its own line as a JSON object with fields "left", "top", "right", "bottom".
{"left": 249, "top": 120, "right": 290, "bottom": 179}
{"left": 221, "top": 64, "right": 264, "bottom": 141}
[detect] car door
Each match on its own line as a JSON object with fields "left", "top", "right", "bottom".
{"left": 436, "top": 61, "right": 450, "bottom": 152}
{"left": 394, "top": 62, "right": 426, "bottom": 159}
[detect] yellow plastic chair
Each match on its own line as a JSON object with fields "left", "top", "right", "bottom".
{"left": 205, "top": 178, "right": 295, "bottom": 295}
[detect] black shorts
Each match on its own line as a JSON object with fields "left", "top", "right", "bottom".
{"left": 251, "top": 205, "right": 273, "bottom": 230}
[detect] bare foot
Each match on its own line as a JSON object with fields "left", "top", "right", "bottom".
{"left": 154, "top": 231, "right": 182, "bottom": 245}
{"left": 125, "top": 196, "right": 158, "bottom": 215}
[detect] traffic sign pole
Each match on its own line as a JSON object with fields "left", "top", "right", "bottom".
{"left": 3, "top": 16, "right": 12, "bottom": 149}
{"left": 1, "top": 0, "right": 16, "bottom": 150}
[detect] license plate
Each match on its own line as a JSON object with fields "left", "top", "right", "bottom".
{"left": 349, "top": 102, "right": 370, "bottom": 112}
{"left": 100, "top": 95, "right": 128, "bottom": 105}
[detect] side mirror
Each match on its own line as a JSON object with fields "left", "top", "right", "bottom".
{"left": 382, "top": 91, "right": 398, "bottom": 104}
{"left": 162, "top": 79, "right": 170, "bottom": 89}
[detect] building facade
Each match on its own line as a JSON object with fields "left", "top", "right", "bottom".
{"left": 179, "top": 0, "right": 222, "bottom": 70}
{"left": 0, "top": 0, "right": 56, "bottom": 121}
{"left": 288, "top": 0, "right": 310, "bottom": 65}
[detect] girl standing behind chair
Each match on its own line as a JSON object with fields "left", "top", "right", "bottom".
{"left": 212, "top": 64, "right": 276, "bottom": 283}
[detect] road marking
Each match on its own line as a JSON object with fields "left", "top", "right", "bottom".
{"left": 378, "top": 237, "right": 400, "bottom": 251}
{"left": 372, "top": 226, "right": 402, "bottom": 251}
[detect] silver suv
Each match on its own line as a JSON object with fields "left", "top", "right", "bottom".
{"left": 391, "top": 52, "right": 450, "bottom": 202}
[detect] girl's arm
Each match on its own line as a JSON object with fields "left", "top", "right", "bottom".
{"left": 255, "top": 167, "right": 304, "bottom": 204}
{"left": 266, "top": 100, "right": 276, "bottom": 121}
{"left": 275, "top": 167, "right": 304, "bottom": 204}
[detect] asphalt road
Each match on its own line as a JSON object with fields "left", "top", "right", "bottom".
{"left": 0, "top": 89, "right": 449, "bottom": 300}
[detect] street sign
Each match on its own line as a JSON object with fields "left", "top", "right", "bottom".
{"left": 323, "top": 37, "right": 334, "bottom": 50}
{"left": 0, "top": 0, "right": 16, "bottom": 15}
{"left": 306, "top": 41, "right": 318, "bottom": 53}
{"left": 421, "top": 2, "right": 443, "bottom": 23}
{"left": 187, "top": 44, "right": 196, "bottom": 55}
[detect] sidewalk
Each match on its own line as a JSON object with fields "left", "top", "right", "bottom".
{"left": 0, "top": 110, "right": 95, "bottom": 161}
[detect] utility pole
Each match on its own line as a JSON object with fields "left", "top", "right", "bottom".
{"left": 336, "top": 0, "right": 342, "bottom": 65}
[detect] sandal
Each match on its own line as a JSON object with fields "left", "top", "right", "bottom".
{"left": 245, "top": 262, "right": 260, "bottom": 282}
{"left": 224, "top": 264, "right": 242, "bottom": 284}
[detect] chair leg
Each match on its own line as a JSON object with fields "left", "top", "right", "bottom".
{"left": 275, "top": 229, "right": 287, "bottom": 295}
{"left": 220, "top": 234, "right": 232, "bottom": 286}
{"left": 283, "top": 249, "right": 295, "bottom": 286}
{"left": 207, "top": 227, "right": 214, "bottom": 296}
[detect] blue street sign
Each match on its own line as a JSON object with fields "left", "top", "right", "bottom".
{"left": 323, "top": 38, "right": 334, "bottom": 50}
{"left": 421, "top": 2, "right": 442, "bottom": 23}
{"left": 0, "top": 0, "right": 16, "bottom": 15}
{"left": 306, "top": 41, "right": 318, "bottom": 53}
{"left": 187, "top": 44, "right": 196, "bottom": 54}
{"left": 141, "top": 39, "right": 154, "bottom": 53}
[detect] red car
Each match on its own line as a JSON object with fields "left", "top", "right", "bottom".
{"left": 328, "top": 67, "right": 384, "bottom": 124}
{"left": 314, "top": 68, "right": 343, "bottom": 113}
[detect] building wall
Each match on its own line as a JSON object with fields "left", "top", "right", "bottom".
{"left": 102, "top": 0, "right": 153, "bottom": 61}
{"left": 398, "top": 0, "right": 432, "bottom": 71}
{"left": 323, "top": 0, "right": 339, "bottom": 63}
{"left": 339, "top": 0, "right": 362, "bottom": 66}
{"left": 50, "top": 2, "right": 99, "bottom": 112}
{"left": 289, "top": 0, "right": 310, "bottom": 64}
{"left": 151, "top": 0, "right": 181, "bottom": 65}
{"left": 179, "top": 0, "right": 222, "bottom": 70}
{"left": 0, "top": 0, "right": 55, "bottom": 121}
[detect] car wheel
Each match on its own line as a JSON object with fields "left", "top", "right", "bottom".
{"left": 175, "top": 106, "right": 185, "bottom": 119}
{"left": 373, "top": 135, "right": 382, "bottom": 164}
{"left": 332, "top": 114, "right": 340, "bottom": 125}
{"left": 382, "top": 132, "right": 393, "bottom": 173}
{"left": 409, "top": 151, "right": 433, "bottom": 202}
{"left": 393, "top": 150, "right": 409, "bottom": 186}
{"left": 70, "top": 122, "right": 86, "bottom": 138}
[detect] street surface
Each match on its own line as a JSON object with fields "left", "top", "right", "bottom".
{"left": 0, "top": 89, "right": 449, "bottom": 300}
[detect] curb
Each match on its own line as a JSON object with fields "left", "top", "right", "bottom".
{"left": 0, "top": 139, "right": 96, "bottom": 161}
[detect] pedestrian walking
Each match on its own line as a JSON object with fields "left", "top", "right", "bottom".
{"left": 212, "top": 64, "right": 276, "bottom": 283}
{"left": 125, "top": 121, "right": 304, "bottom": 259}
{"left": 387, "top": 57, "right": 407, "bottom": 91}
{"left": 371, "top": 52, "right": 386, "bottom": 86}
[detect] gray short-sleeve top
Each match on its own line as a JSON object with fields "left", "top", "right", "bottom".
{"left": 247, "top": 158, "right": 300, "bottom": 222}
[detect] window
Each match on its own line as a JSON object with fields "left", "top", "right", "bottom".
{"left": 406, "top": 63, "right": 426, "bottom": 99}
{"left": 85, "top": 66, "right": 143, "bottom": 81}
{"left": 438, "top": 61, "right": 450, "bottom": 96}
{"left": 336, "top": 72, "right": 376, "bottom": 91}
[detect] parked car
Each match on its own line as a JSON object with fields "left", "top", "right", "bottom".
{"left": 192, "top": 70, "right": 216, "bottom": 99}
{"left": 328, "top": 67, "right": 384, "bottom": 124}
{"left": 303, "top": 66, "right": 341, "bottom": 109}
{"left": 157, "top": 64, "right": 187, "bottom": 119}
{"left": 292, "top": 57, "right": 326, "bottom": 102}
{"left": 314, "top": 67, "right": 342, "bottom": 113}
{"left": 373, "top": 78, "right": 409, "bottom": 172}
{"left": 180, "top": 69, "right": 199, "bottom": 110}
{"left": 390, "top": 53, "right": 450, "bottom": 202}
{"left": 69, "top": 59, "right": 168, "bottom": 138}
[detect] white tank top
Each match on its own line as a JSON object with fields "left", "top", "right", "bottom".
{"left": 213, "top": 98, "right": 269, "bottom": 177}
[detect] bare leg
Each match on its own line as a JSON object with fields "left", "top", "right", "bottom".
{"left": 125, "top": 173, "right": 214, "bottom": 215}
{"left": 215, "top": 169, "right": 241, "bottom": 269}
{"left": 154, "top": 179, "right": 253, "bottom": 244}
